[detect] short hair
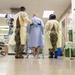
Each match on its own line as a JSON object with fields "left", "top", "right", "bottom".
{"left": 33, "top": 13, "right": 38, "bottom": 17}
{"left": 20, "top": 6, "right": 26, "bottom": 11}
{"left": 49, "top": 14, "right": 56, "bottom": 20}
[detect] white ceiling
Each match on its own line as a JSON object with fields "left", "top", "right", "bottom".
{"left": 0, "top": 0, "right": 71, "bottom": 35}
{"left": 0, "top": 0, "right": 71, "bottom": 25}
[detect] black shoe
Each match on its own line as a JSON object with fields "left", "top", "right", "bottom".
{"left": 18, "top": 55, "right": 24, "bottom": 59}
{"left": 15, "top": 56, "right": 19, "bottom": 59}
{"left": 54, "top": 56, "right": 57, "bottom": 59}
{"left": 15, "top": 52, "right": 19, "bottom": 59}
{"left": 49, "top": 56, "right": 53, "bottom": 58}
{"left": 49, "top": 52, "right": 53, "bottom": 58}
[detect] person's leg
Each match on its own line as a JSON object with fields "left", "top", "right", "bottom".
{"left": 25, "top": 41, "right": 28, "bottom": 55}
{"left": 18, "top": 45, "right": 25, "bottom": 58}
{"left": 51, "top": 39, "right": 58, "bottom": 58}
{"left": 48, "top": 48, "right": 53, "bottom": 58}
{"left": 36, "top": 46, "right": 40, "bottom": 58}
{"left": 50, "top": 32, "right": 58, "bottom": 58}
{"left": 15, "top": 28, "right": 20, "bottom": 58}
{"left": 32, "top": 47, "right": 36, "bottom": 57}
{"left": 14, "top": 39, "right": 20, "bottom": 58}
{"left": 15, "top": 45, "right": 19, "bottom": 58}
{"left": 51, "top": 41, "right": 58, "bottom": 58}
{"left": 54, "top": 51, "right": 58, "bottom": 58}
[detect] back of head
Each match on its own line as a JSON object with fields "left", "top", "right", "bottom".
{"left": 33, "top": 13, "right": 38, "bottom": 17}
{"left": 49, "top": 14, "right": 56, "bottom": 20}
{"left": 20, "top": 6, "right": 26, "bottom": 11}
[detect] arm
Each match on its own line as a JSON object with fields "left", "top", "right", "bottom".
{"left": 57, "top": 22, "right": 60, "bottom": 33}
{"left": 44, "top": 21, "right": 51, "bottom": 38}
{"left": 45, "top": 21, "right": 50, "bottom": 32}
{"left": 40, "top": 19, "right": 44, "bottom": 28}
{"left": 40, "top": 20, "right": 44, "bottom": 34}
{"left": 22, "top": 12, "right": 32, "bottom": 24}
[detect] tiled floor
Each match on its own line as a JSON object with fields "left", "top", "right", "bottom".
{"left": 0, "top": 55, "right": 75, "bottom": 75}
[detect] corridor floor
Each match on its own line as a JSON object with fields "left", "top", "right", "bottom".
{"left": 0, "top": 55, "right": 75, "bottom": 75}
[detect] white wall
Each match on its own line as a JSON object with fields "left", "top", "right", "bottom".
{"left": 59, "top": 5, "right": 71, "bottom": 49}
{"left": 72, "top": 0, "right": 75, "bottom": 45}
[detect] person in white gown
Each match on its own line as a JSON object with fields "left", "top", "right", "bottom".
{"left": 27, "top": 14, "right": 44, "bottom": 58}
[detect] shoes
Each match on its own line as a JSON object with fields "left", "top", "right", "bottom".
{"left": 54, "top": 56, "right": 57, "bottom": 59}
{"left": 49, "top": 51, "right": 58, "bottom": 59}
{"left": 19, "top": 55, "right": 24, "bottom": 58}
{"left": 15, "top": 55, "right": 24, "bottom": 59}
{"left": 49, "top": 55, "right": 53, "bottom": 58}
{"left": 49, "top": 52, "right": 53, "bottom": 58}
{"left": 15, "top": 52, "right": 19, "bottom": 58}
{"left": 15, "top": 56, "right": 19, "bottom": 59}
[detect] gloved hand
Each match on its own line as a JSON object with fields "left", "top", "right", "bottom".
{"left": 30, "top": 22, "right": 34, "bottom": 26}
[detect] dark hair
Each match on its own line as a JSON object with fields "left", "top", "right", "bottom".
{"left": 49, "top": 14, "right": 56, "bottom": 20}
{"left": 20, "top": 6, "right": 26, "bottom": 11}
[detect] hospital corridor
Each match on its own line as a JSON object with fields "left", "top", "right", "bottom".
{"left": 0, "top": 0, "right": 75, "bottom": 75}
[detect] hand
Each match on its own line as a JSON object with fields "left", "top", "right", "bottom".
{"left": 32, "top": 22, "right": 34, "bottom": 25}
{"left": 30, "top": 22, "right": 34, "bottom": 26}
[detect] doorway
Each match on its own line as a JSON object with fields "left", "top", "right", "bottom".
{"left": 62, "top": 20, "right": 65, "bottom": 51}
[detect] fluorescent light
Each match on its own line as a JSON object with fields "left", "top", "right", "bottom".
{"left": 0, "top": 34, "right": 8, "bottom": 35}
{"left": 0, "top": 14, "right": 6, "bottom": 17}
{"left": 0, "top": 26, "right": 9, "bottom": 28}
{"left": 43, "top": 10, "right": 54, "bottom": 18}
{"left": 0, "top": 29, "right": 9, "bottom": 31}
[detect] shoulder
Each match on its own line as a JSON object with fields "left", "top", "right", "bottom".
{"left": 54, "top": 20, "right": 59, "bottom": 23}
{"left": 45, "top": 20, "right": 51, "bottom": 26}
{"left": 34, "top": 16, "right": 41, "bottom": 20}
{"left": 48, "top": 20, "right": 59, "bottom": 24}
{"left": 46, "top": 20, "right": 51, "bottom": 24}
{"left": 13, "top": 13, "right": 19, "bottom": 20}
{"left": 54, "top": 20, "right": 60, "bottom": 25}
{"left": 37, "top": 17, "right": 42, "bottom": 21}
{"left": 19, "top": 11, "right": 28, "bottom": 16}
{"left": 14, "top": 13, "right": 18, "bottom": 17}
